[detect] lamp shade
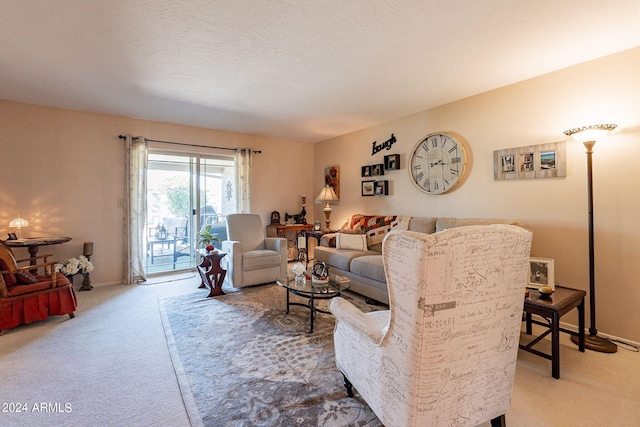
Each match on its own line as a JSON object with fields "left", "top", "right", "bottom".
{"left": 315, "top": 185, "right": 339, "bottom": 203}
{"left": 9, "top": 216, "right": 29, "bottom": 228}
{"left": 564, "top": 124, "right": 617, "bottom": 143}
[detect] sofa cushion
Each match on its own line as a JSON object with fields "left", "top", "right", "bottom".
{"left": 336, "top": 233, "right": 367, "bottom": 251}
{"left": 242, "top": 249, "right": 281, "bottom": 271}
{"left": 314, "top": 247, "right": 378, "bottom": 272}
{"left": 435, "top": 217, "right": 524, "bottom": 232}
{"left": 408, "top": 217, "right": 437, "bottom": 234}
{"left": 350, "top": 255, "right": 386, "bottom": 283}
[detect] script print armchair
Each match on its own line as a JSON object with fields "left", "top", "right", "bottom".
{"left": 0, "top": 241, "right": 77, "bottom": 334}
{"left": 222, "top": 214, "right": 287, "bottom": 288}
{"left": 330, "top": 225, "right": 532, "bottom": 427}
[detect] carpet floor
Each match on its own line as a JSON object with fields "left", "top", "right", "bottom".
{"left": 159, "top": 283, "right": 384, "bottom": 427}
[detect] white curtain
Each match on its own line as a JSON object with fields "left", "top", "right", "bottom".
{"left": 235, "top": 148, "right": 252, "bottom": 213}
{"left": 124, "top": 135, "right": 148, "bottom": 284}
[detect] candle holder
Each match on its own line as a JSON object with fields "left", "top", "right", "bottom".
{"left": 79, "top": 242, "right": 94, "bottom": 291}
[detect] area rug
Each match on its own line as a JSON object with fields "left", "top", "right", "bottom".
{"left": 159, "top": 283, "right": 385, "bottom": 427}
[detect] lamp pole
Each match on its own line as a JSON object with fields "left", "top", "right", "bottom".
{"left": 565, "top": 125, "right": 617, "bottom": 353}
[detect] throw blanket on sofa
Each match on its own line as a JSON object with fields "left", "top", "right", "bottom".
{"left": 342, "top": 214, "right": 411, "bottom": 248}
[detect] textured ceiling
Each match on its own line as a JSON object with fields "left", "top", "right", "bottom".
{"left": 1, "top": 0, "right": 640, "bottom": 143}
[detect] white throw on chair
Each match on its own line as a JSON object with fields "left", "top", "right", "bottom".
{"left": 222, "top": 213, "right": 287, "bottom": 288}
{"left": 330, "top": 225, "right": 532, "bottom": 427}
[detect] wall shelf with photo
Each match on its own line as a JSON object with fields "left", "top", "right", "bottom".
{"left": 374, "top": 180, "right": 389, "bottom": 195}
{"left": 384, "top": 154, "right": 400, "bottom": 171}
{"left": 362, "top": 180, "right": 389, "bottom": 196}
{"left": 493, "top": 141, "right": 566, "bottom": 180}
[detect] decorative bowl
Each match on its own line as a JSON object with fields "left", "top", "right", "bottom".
{"left": 538, "top": 286, "right": 554, "bottom": 298}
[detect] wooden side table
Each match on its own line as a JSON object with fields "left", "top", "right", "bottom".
{"left": 304, "top": 230, "right": 333, "bottom": 267}
{"left": 6, "top": 236, "right": 72, "bottom": 265}
{"left": 197, "top": 251, "right": 227, "bottom": 297}
{"left": 519, "top": 286, "right": 586, "bottom": 379}
{"left": 266, "top": 223, "right": 313, "bottom": 262}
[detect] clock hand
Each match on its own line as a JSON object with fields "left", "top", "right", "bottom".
{"left": 430, "top": 159, "right": 444, "bottom": 167}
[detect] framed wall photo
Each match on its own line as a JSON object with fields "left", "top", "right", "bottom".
{"left": 361, "top": 165, "right": 372, "bottom": 177}
{"left": 361, "top": 180, "right": 375, "bottom": 196}
{"left": 384, "top": 154, "right": 400, "bottom": 170}
{"left": 374, "top": 180, "right": 389, "bottom": 195}
{"left": 324, "top": 165, "right": 340, "bottom": 199}
{"left": 494, "top": 141, "right": 566, "bottom": 180}
{"left": 528, "top": 257, "right": 555, "bottom": 290}
{"left": 371, "top": 163, "right": 384, "bottom": 176}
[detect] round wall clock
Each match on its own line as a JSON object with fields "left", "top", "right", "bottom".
{"left": 409, "top": 131, "right": 469, "bottom": 194}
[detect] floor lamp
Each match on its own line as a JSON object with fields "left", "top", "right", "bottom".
{"left": 564, "top": 124, "right": 617, "bottom": 353}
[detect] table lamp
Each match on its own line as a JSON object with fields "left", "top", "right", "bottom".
{"left": 9, "top": 215, "right": 29, "bottom": 239}
{"left": 315, "top": 185, "right": 339, "bottom": 231}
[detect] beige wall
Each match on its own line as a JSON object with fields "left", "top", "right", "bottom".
{"left": 0, "top": 101, "right": 314, "bottom": 285}
{"left": 314, "top": 47, "right": 640, "bottom": 343}
{"left": 2, "top": 46, "right": 639, "bottom": 342}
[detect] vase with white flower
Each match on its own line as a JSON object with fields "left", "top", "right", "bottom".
{"left": 292, "top": 262, "right": 306, "bottom": 285}
{"left": 56, "top": 255, "right": 94, "bottom": 289}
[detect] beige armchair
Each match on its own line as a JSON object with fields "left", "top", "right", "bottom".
{"left": 222, "top": 214, "right": 287, "bottom": 288}
{"left": 330, "top": 225, "right": 532, "bottom": 427}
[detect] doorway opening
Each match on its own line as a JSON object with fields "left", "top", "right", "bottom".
{"left": 144, "top": 151, "right": 235, "bottom": 275}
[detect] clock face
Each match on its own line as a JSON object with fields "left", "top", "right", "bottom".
{"left": 409, "top": 132, "right": 468, "bottom": 194}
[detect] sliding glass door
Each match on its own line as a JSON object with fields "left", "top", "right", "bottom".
{"left": 145, "top": 151, "right": 235, "bottom": 275}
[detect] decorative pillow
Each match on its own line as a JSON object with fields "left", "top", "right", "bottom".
{"left": 342, "top": 214, "right": 403, "bottom": 248}
{"left": 336, "top": 233, "right": 368, "bottom": 251}
{"left": 15, "top": 270, "right": 38, "bottom": 284}
{"left": 0, "top": 259, "right": 18, "bottom": 287}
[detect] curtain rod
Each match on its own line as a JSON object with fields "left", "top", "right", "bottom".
{"left": 117, "top": 135, "right": 262, "bottom": 154}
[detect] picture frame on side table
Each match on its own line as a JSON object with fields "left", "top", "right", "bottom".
{"left": 361, "top": 180, "right": 375, "bottom": 196}
{"left": 528, "top": 257, "right": 555, "bottom": 290}
{"left": 374, "top": 180, "right": 388, "bottom": 195}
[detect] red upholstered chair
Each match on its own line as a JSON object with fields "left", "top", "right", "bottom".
{"left": 0, "top": 241, "right": 77, "bottom": 334}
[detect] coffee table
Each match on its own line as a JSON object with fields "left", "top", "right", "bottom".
{"left": 276, "top": 275, "right": 350, "bottom": 333}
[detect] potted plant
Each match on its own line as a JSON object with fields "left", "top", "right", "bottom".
{"left": 197, "top": 225, "right": 222, "bottom": 252}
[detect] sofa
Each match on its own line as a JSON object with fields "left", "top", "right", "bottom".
{"left": 314, "top": 214, "right": 524, "bottom": 305}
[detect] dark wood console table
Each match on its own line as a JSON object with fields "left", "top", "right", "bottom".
{"left": 197, "top": 250, "right": 227, "bottom": 297}
{"left": 520, "top": 286, "right": 586, "bottom": 379}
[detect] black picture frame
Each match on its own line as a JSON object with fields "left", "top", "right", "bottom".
{"left": 384, "top": 154, "right": 400, "bottom": 170}
{"left": 361, "top": 165, "right": 372, "bottom": 177}
{"left": 7, "top": 233, "right": 17, "bottom": 240}
{"left": 374, "top": 180, "right": 389, "bottom": 196}
{"left": 371, "top": 163, "right": 384, "bottom": 176}
{"left": 361, "top": 180, "right": 375, "bottom": 196}
{"left": 270, "top": 211, "right": 281, "bottom": 225}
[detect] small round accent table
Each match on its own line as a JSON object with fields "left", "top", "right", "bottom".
{"left": 276, "top": 275, "right": 350, "bottom": 333}
{"left": 197, "top": 250, "right": 227, "bottom": 297}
